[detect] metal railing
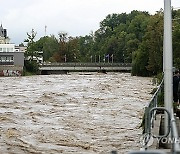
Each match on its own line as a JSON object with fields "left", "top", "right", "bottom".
{"left": 127, "top": 78, "right": 180, "bottom": 154}
{"left": 40, "top": 62, "right": 132, "bottom": 67}
{"left": 144, "top": 79, "right": 164, "bottom": 135}
{"left": 171, "top": 109, "right": 180, "bottom": 154}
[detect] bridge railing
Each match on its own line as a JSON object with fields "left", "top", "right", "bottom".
{"left": 40, "top": 62, "right": 132, "bottom": 67}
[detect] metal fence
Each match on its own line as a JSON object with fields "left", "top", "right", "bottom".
{"left": 40, "top": 62, "right": 132, "bottom": 67}
{"left": 127, "top": 78, "right": 180, "bottom": 154}
{"left": 144, "top": 79, "right": 164, "bottom": 135}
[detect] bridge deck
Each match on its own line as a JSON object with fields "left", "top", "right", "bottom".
{"left": 39, "top": 63, "right": 132, "bottom": 74}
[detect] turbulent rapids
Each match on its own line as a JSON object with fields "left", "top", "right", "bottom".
{"left": 0, "top": 72, "right": 155, "bottom": 153}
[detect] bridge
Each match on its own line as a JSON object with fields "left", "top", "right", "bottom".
{"left": 39, "top": 62, "right": 132, "bottom": 75}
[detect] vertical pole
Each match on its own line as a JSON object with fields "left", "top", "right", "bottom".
{"left": 64, "top": 54, "right": 66, "bottom": 63}
{"left": 164, "top": 0, "right": 173, "bottom": 135}
{"left": 145, "top": 107, "right": 148, "bottom": 134}
{"left": 112, "top": 54, "right": 114, "bottom": 63}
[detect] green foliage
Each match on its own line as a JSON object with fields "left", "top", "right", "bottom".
{"left": 24, "top": 29, "right": 37, "bottom": 61}
{"left": 172, "top": 9, "right": 180, "bottom": 69}
{"left": 24, "top": 60, "right": 39, "bottom": 74}
{"left": 35, "top": 35, "right": 59, "bottom": 62}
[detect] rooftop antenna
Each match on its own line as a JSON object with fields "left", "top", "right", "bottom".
{"left": 45, "top": 25, "right": 47, "bottom": 36}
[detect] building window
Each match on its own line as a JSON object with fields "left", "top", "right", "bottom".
{"left": 0, "top": 56, "right": 14, "bottom": 63}
{"left": 0, "top": 48, "right": 2, "bottom": 52}
{"left": 10, "top": 56, "right": 14, "bottom": 62}
{"left": 3, "top": 48, "right": 6, "bottom": 52}
{"left": 2, "top": 56, "right": 5, "bottom": 62}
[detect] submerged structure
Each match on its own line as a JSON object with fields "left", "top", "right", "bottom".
{"left": 0, "top": 24, "right": 24, "bottom": 76}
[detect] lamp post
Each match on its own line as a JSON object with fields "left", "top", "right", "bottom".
{"left": 164, "top": 0, "right": 173, "bottom": 135}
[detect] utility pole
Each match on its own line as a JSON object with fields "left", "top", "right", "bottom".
{"left": 164, "top": 0, "right": 173, "bottom": 135}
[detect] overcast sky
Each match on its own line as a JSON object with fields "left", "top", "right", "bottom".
{"left": 1, "top": 0, "right": 180, "bottom": 44}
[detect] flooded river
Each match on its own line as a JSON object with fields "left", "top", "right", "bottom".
{"left": 0, "top": 72, "right": 155, "bottom": 154}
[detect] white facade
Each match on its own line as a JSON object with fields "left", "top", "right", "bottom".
{"left": 0, "top": 44, "right": 15, "bottom": 52}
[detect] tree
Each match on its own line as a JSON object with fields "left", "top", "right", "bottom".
{"left": 125, "top": 33, "right": 139, "bottom": 62}
{"left": 145, "top": 13, "right": 164, "bottom": 75}
{"left": 54, "top": 32, "right": 68, "bottom": 62}
{"left": 34, "top": 35, "right": 59, "bottom": 62}
{"left": 24, "top": 29, "right": 37, "bottom": 61}
{"left": 66, "top": 37, "right": 80, "bottom": 62}
{"left": 132, "top": 11, "right": 163, "bottom": 76}
{"left": 172, "top": 9, "right": 180, "bottom": 69}
{"left": 24, "top": 29, "right": 40, "bottom": 74}
{"left": 100, "top": 13, "right": 127, "bottom": 32}
{"left": 127, "top": 13, "right": 149, "bottom": 41}
{"left": 78, "top": 34, "right": 95, "bottom": 62}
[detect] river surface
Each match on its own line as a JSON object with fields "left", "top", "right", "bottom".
{"left": 0, "top": 72, "right": 155, "bottom": 154}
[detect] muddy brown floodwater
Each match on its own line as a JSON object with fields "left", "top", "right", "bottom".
{"left": 0, "top": 72, "right": 155, "bottom": 154}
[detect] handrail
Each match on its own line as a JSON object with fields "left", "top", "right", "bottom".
{"left": 148, "top": 107, "right": 171, "bottom": 138}
{"left": 144, "top": 79, "right": 164, "bottom": 135}
{"left": 140, "top": 78, "right": 180, "bottom": 153}
{"left": 171, "top": 108, "right": 180, "bottom": 153}
{"left": 127, "top": 78, "right": 180, "bottom": 153}
{"left": 40, "top": 62, "right": 132, "bottom": 67}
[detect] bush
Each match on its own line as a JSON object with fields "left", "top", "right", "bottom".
{"left": 24, "top": 60, "right": 39, "bottom": 75}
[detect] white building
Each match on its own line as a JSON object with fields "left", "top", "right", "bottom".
{"left": 0, "top": 24, "right": 24, "bottom": 76}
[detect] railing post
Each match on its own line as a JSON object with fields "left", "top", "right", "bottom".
{"left": 145, "top": 107, "right": 149, "bottom": 134}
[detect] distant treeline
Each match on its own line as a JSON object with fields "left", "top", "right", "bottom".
{"left": 24, "top": 9, "right": 180, "bottom": 76}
